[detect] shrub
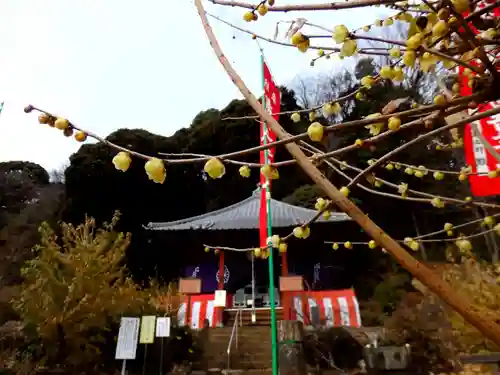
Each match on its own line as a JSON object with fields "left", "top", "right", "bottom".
{"left": 436, "top": 248, "right": 500, "bottom": 354}
{"left": 384, "top": 250, "right": 500, "bottom": 373}
{"left": 10, "top": 213, "right": 196, "bottom": 373}
{"left": 384, "top": 291, "right": 460, "bottom": 374}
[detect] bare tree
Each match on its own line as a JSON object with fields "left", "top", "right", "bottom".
{"left": 49, "top": 163, "right": 68, "bottom": 184}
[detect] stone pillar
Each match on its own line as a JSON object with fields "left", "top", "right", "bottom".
{"left": 217, "top": 250, "right": 225, "bottom": 327}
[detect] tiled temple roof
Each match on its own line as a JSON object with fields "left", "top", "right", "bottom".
{"left": 145, "top": 189, "right": 350, "bottom": 231}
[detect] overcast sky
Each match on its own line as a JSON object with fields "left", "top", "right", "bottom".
{"left": 0, "top": 0, "right": 392, "bottom": 172}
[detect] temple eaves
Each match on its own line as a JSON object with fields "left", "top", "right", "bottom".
{"left": 145, "top": 189, "right": 351, "bottom": 231}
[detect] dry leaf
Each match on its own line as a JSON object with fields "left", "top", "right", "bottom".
{"left": 285, "top": 18, "right": 307, "bottom": 40}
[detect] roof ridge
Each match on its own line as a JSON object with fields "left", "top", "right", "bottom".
{"left": 146, "top": 194, "right": 257, "bottom": 229}
{"left": 145, "top": 191, "right": 351, "bottom": 231}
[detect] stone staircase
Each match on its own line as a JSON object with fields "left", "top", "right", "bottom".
{"left": 195, "top": 308, "right": 283, "bottom": 375}
{"left": 225, "top": 308, "right": 284, "bottom": 327}
{"left": 202, "top": 326, "right": 272, "bottom": 369}
{"left": 195, "top": 309, "right": 283, "bottom": 374}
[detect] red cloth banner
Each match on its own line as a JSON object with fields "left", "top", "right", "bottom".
{"left": 260, "top": 62, "right": 281, "bottom": 246}
{"left": 289, "top": 289, "right": 361, "bottom": 328}
{"left": 177, "top": 289, "right": 362, "bottom": 329}
{"left": 460, "top": 3, "right": 500, "bottom": 196}
{"left": 178, "top": 293, "right": 234, "bottom": 329}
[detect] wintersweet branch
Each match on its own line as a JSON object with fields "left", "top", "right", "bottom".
{"left": 28, "top": 98, "right": 484, "bottom": 184}
{"left": 315, "top": 103, "right": 468, "bottom": 160}
{"left": 439, "top": 79, "right": 500, "bottom": 166}
{"left": 347, "top": 106, "right": 500, "bottom": 189}
{"left": 353, "top": 34, "right": 482, "bottom": 73}
{"left": 202, "top": 244, "right": 255, "bottom": 252}
{"left": 323, "top": 157, "right": 486, "bottom": 208}
{"left": 26, "top": 102, "right": 447, "bottom": 170}
{"left": 221, "top": 85, "right": 362, "bottom": 120}
{"left": 323, "top": 228, "right": 497, "bottom": 245}
{"left": 166, "top": 102, "right": 470, "bottom": 168}
{"left": 326, "top": 157, "right": 500, "bottom": 208}
{"left": 380, "top": 160, "right": 475, "bottom": 176}
{"left": 162, "top": 140, "right": 500, "bottom": 210}
{"left": 445, "top": 0, "right": 500, "bottom": 81}
{"left": 221, "top": 90, "right": 482, "bottom": 121}
{"left": 427, "top": 3, "right": 500, "bottom": 49}
{"left": 466, "top": 1, "right": 500, "bottom": 21}
{"left": 300, "top": 144, "right": 431, "bottom": 204}
{"left": 302, "top": 142, "right": 500, "bottom": 209}
{"left": 170, "top": 98, "right": 476, "bottom": 166}
{"left": 203, "top": 189, "right": 500, "bottom": 252}
{"left": 206, "top": 11, "right": 390, "bottom": 56}
{"left": 413, "top": 214, "right": 500, "bottom": 240}
{"left": 172, "top": 100, "right": 476, "bottom": 169}
{"left": 208, "top": 0, "right": 399, "bottom": 12}
{"left": 26, "top": 105, "right": 154, "bottom": 162}
{"left": 203, "top": 226, "right": 498, "bottom": 253}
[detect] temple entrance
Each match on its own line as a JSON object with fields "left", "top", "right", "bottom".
{"left": 232, "top": 252, "right": 280, "bottom": 310}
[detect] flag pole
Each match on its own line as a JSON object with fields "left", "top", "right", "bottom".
{"left": 260, "top": 53, "right": 279, "bottom": 375}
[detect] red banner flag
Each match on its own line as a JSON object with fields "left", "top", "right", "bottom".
{"left": 460, "top": 2, "right": 500, "bottom": 196}
{"left": 260, "top": 62, "right": 281, "bottom": 247}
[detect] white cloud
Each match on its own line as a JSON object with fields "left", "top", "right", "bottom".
{"left": 0, "top": 0, "right": 392, "bottom": 171}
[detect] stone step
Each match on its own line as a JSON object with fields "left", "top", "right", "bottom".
{"left": 209, "top": 326, "right": 272, "bottom": 333}
{"left": 234, "top": 360, "right": 273, "bottom": 367}
{"left": 202, "top": 344, "right": 273, "bottom": 369}
{"left": 194, "top": 369, "right": 273, "bottom": 375}
{"left": 209, "top": 333, "right": 272, "bottom": 342}
{"left": 225, "top": 309, "right": 284, "bottom": 327}
{"left": 207, "top": 328, "right": 272, "bottom": 341}
{"left": 209, "top": 359, "right": 272, "bottom": 371}
{"left": 232, "top": 362, "right": 272, "bottom": 370}
{"left": 197, "top": 325, "right": 276, "bottom": 370}
{"left": 204, "top": 345, "right": 272, "bottom": 358}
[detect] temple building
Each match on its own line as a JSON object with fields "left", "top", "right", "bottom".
{"left": 145, "top": 189, "right": 363, "bottom": 329}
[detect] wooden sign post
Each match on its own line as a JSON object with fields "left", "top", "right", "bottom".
{"left": 279, "top": 275, "right": 304, "bottom": 320}
{"left": 214, "top": 289, "right": 227, "bottom": 328}
{"left": 278, "top": 275, "right": 306, "bottom": 375}
{"left": 139, "top": 316, "right": 156, "bottom": 375}
{"left": 179, "top": 277, "right": 201, "bottom": 328}
{"left": 115, "top": 317, "right": 140, "bottom": 375}
{"left": 156, "top": 317, "right": 171, "bottom": 375}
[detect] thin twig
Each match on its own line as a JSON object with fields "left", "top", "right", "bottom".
{"left": 348, "top": 106, "right": 500, "bottom": 189}
{"left": 208, "top": 0, "right": 399, "bottom": 12}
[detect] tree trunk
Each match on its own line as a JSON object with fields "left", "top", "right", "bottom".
{"left": 278, "top": 320, "right": 306, "bottom": 375}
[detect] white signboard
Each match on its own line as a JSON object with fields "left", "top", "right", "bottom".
{"left": 115, "top": 317, "right": 140, "bottom": 360}
{"left": 155, "top": 317, "right": 171, "bottom": 337}
{"left": 214, "top": 290, "right": 227, "bottom": 307}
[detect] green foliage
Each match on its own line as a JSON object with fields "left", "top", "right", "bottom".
{"left": 12, "top": 213, "right": 188, "bottom": 370}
